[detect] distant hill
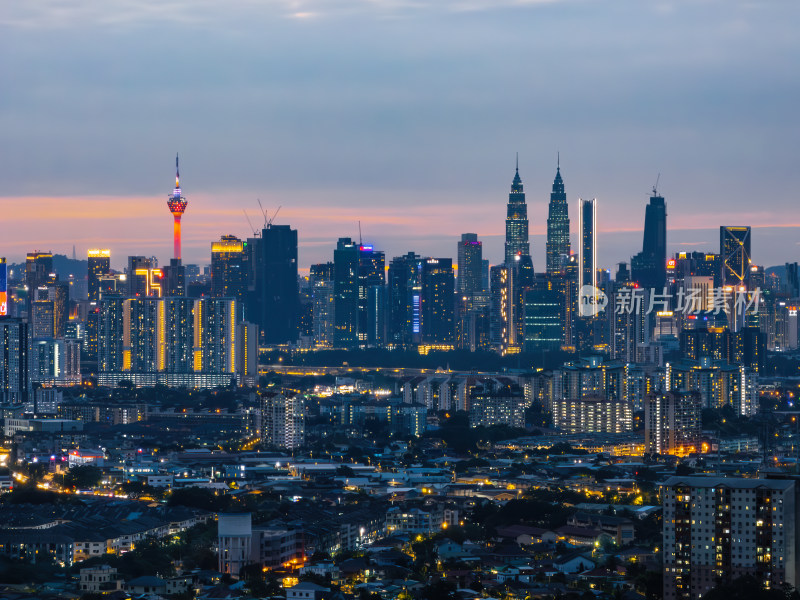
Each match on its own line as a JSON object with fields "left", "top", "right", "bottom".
{"left": 8, "top": 254, "right": 88, "bottom": 281}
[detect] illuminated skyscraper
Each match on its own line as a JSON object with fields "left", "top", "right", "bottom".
{"left": 458, "top": 234, "right": 483, "bottom": 294}
{"left": 167, "top": 154, "right": 188, "bottom": 260}
{"left": 0, "top": 258, "right": 7, "bottom": 317}
{"left": 310, "top": 262, "right": 334, "bottom": 347}
{"left": 127, "top": 256, "right": 163, "bottom": 298}
{"left": 357, "top": 245, "right": 385, "bottom": 347}
{"left": 504, "top": 157, "right": 530, "bottom": 265}
{"left": 211, "top": 235, "right": 248, "bottom": 311}
{"left": 578, "top": 198, "right": 597, "bottom": 292}
{"left": 490, "top": 264, "right": 511, "bottom": 350}
{"left": 720, "top": 226, "right": 752, "bottom": 286}
{"left": 0, "top": 318, "right": 30, "bottom": 404}
{"left": 87, "top": 249, "right": 111, "bottom": 303}
{"left": 31, "top": 283, "right": 68, "bottom": 339}
{"left": 387, "top": 252, "right": 422, "bottom": 348}
{"left": 631, "top": 187, "right": 667, "bottom": 289}
{"left": 420, "top": 258, "right": 455, "bottom": 347}
{"left": 97, "top": 297, "right": 237, "bottom": 387}
{"left": 25, "top": 252, "right": 54, "bottom": 317}
{"left": 546, "top": 160, "right": 570, "bottom": 274}
{"left": 333, "top": 238, "right": 359, "bottom": 349}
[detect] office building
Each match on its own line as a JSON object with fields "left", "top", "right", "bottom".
{"left": 720, "top": 226, "right": 752, "bottom": 286}
{"left": 0, "top": 318, "right": 30, "bottom": 404}
{"left": 31, "top": 283, "right": 69, "bottom": 339}
{"left": 420, "top": 258, "right": 454, "bottom": 348}
{"left": 333, "top": 238, "right": 359, "bottom": 349}
{"left": 523, "top": 277, "right": 564, "bottom": 353}
{"left": 458, "top": 234, "right": 483, "bottom": 294}
{"left": 249, "top": 224, "right": 299, "bottom": 345}
{"left": 127, "top": 256, "right": 160, "bottom": 297}
{"left": 87, "top": 249, "right": 111, "bottom": 303}
{"left": 357, "top": 245, "right": 385, "bottom": 347}
{"left": 644, "top": 391, "right": 701, "bottom": 455}
{"left": 211, "top": 235, "right": 249, "bottom": 313}
{"left": 546, "top": 160, "right": 571, "bottom": 274}
{"left": 631, "top": 187, "right": 667, "bottom": 289}
{"left": 387, "top": 252, "right": 422, "bottom": 348}
{"left": 577, "top": 198, "right": 597, "bottom": 305}
{"left": 504, "top": 159, "right": 530, "bottom": 264}
{"left": 662, "top": 476, "right": 799, "bottom": 600}
{"left": 163, "top": 257, "right": 185, "bottom": 297}
{"left": 310, "top": 262, "right": 335, "bottom": 347}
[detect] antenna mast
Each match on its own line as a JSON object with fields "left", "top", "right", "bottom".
{"left": 358, "top": 221, "right": 362, "bottom": 246}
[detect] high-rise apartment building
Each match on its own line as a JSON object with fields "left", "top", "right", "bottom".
{"left": 261, "top": 393, "right": 305, "bottom": 449}
{"left": 662, "top": 476, "right": 799, "bottom": 600}
{"left": 546, "top": 161, "right": 570, "bottom": 274}
{"left": 97, "top": 297, "right": 237, "bottom": 387}
{"left": 643, "top": 391, "right": 701, "bottom": 455}
{"left": 552, "top": 397, "right": 633, "bottom": 434}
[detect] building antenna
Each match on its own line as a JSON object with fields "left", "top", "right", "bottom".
{"left": 268, "top": 206, "right": 281, "bottom": 227}
{"left": 243, "top": 210, "right": 257, "bottom": 236}
{"left": 358, "top": 220, "right": 363, "bottom": 246}
{"left": 257, "top": 199, "right": 268, "bottom": 228}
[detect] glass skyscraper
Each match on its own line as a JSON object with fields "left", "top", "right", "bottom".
{"left": 546, "top": 162, "right": 570, "bottom": 274}
{"left": 504, "top": 161, "right": 530, "bottom": 265}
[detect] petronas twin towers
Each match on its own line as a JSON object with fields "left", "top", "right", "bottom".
{"left": 503, "top": 157, "right": 571, "bottom": 273}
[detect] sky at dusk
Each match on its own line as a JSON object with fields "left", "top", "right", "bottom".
{"left": 2, "top": 0, "right": 799, "bottom": 272}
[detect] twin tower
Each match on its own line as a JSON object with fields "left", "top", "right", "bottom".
{"left": 504, "top": 157, "right": 571, "bottom": 275}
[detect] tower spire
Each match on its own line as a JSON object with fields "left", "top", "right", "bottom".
{"left": 515, "top": 152, "right": 519, "bottom": 173}
{"left": 167, "top": 154, "right": 188, "bottom": 260}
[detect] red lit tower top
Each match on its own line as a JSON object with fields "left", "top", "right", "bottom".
{"left": 167, "top": 154, "right": 188, "bottom": 260}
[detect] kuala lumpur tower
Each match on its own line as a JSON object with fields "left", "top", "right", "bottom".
{"left": 166, "top": 154, "right": 188, "bottom": 260}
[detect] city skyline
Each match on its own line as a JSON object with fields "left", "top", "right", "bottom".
{"left": 1, "top": 157, "right": 798, "bottom": 273}
{"left": 2, "top": 0, "right": 798, "bottom": 269}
